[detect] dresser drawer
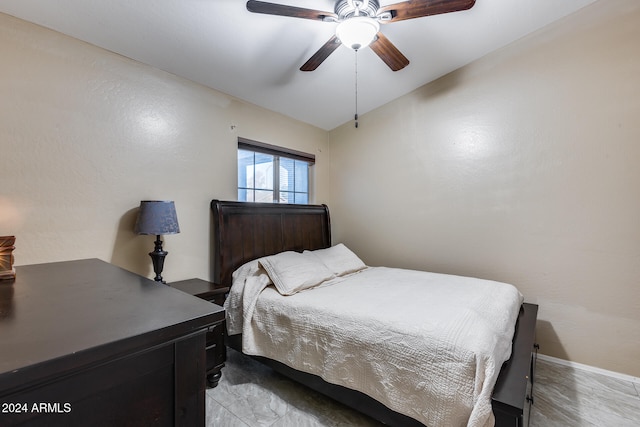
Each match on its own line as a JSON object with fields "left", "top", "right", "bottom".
{"left": 206, "top": 322, "right": 226, "bottom": 371}
{"left": 170, "top": 278, "right": 229, "bottom": 388}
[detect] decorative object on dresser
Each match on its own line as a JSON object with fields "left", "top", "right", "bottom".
{"left": 0, "top": 258, "right": 223, "bottom": 426}
{"left": 170, "top": 278, "right": 229, "bottom": 388}
{"left": 134, "top": 200, "right": 180, "bottom": 283}
{"left": 0, "top": 235, "right": 16, "bottom": 281}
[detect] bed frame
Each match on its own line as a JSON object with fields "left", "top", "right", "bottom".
{"left": 211, "top": 199, "right": 538, "bottom": 427}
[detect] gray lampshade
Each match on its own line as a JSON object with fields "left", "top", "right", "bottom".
{"left": 134, "top": 201, "right": 180, "bottom": 235}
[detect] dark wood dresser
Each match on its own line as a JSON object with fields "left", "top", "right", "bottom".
{"left": 170, "top": 278, "right": 229, "bottom": 388}
{"left": 0, "top": 259, "right": 223, "bottom": 426}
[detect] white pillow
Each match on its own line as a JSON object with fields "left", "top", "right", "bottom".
{"left": 259, "top": 251, "right": 335, "bottom": 296}
{"left": 305, "top": 243, "right": 367, "bottom": 277}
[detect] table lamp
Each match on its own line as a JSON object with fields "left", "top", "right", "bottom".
{"left": 134, "top": 200, "right": 180, "bottom": 283}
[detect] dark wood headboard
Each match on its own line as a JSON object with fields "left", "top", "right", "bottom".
{"left": 211, "top": 200, "right": 332, "bottom": 287}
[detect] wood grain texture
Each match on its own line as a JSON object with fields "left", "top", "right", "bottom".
{"left": 301, "top": 35, "right": 342, "bottom": 71}
{"left": 211, "top": 200, "right": 331, "bottom": 286}
{"left": 380, "top": 0, "right": 476, "bottom": 23}
{"left": 247, "top": 1, "right": 337, "bottom": 22}
{"left": 370, "top": 32, "right": 410, "bottom": 71}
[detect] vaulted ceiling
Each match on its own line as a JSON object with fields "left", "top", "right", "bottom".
{"left": 0, "top": 0, "right": 596, "bottom": 130}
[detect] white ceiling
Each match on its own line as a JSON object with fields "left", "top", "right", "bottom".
{"left": 0, "top": 0, "right": 596, "bottom": 130}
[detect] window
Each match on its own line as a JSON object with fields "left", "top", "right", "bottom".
{"left": 237, "top": 138, "right": 314, "bottom": 204}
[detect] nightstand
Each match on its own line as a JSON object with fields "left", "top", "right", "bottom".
{"left": 170, "top": 278, "right": 230, "bottom": 388}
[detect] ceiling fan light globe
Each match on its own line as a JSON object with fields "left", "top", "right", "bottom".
{"left": 336, "top": 17, "right": 380, "bottom": 50}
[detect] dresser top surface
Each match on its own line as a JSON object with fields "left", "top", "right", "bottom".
{"left": 0, "top": 258, "right": 222, "bottom": 382}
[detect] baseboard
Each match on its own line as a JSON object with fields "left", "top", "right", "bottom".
{"left": 538, "top": 354, "right": 640, "bottom": 384}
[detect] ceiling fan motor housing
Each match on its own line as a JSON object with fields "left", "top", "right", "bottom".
{"left": 335, "top": 0, "right": 380, "bottom": 19}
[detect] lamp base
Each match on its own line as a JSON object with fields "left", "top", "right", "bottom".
{"left": 149, "top": 235, "right": 168, "bottom": 284}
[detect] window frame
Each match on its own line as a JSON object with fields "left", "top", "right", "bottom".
{"left": 237, "top": 137, "right": 315, "bottom": 204}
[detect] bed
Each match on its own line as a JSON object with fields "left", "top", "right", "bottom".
{"left": 211, "top": 200, "right": 538, "bottom": 427}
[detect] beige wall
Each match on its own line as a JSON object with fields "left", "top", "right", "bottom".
{"left": 0, "top": 13, "right": 330, "bottom": 281}
{"left": 328, "top": 0, "right": 640, "bottom": 376}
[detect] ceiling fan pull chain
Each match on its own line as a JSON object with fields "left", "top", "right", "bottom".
{"left": 354, "top": 50, "right": 359, "bottom": 128}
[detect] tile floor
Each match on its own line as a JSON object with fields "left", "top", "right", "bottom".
{"left": 207, "top": 348, "right": 640, "bottom": 426}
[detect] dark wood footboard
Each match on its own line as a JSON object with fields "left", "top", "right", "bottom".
{"left": 492, "top": 302, "right": 539, "bottom": 427}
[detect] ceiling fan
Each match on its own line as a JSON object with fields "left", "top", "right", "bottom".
{"left": 246, "top": 0, "right": 476, "bottom": 72}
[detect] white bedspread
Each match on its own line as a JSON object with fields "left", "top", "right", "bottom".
{"left": 225, "top": 265, "right": 523, "bottom": 427}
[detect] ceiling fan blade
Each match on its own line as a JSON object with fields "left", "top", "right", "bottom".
{"left": 300, "top": 35, "right": 342, "bottom": 71}
{"left": 369, "top": 32, "right": 410, "bottom": 71}
{"left": 246, "top": 1, "right": 337, "bottom": 22}
{"left": 379, "top": 0, "right": 475, "bottom": 23}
